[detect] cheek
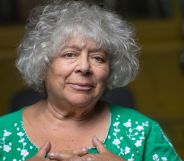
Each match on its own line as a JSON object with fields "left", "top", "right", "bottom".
{"left": 96, "top": 66, "right": 110, "bottom": 85}
{"left": 45, "top": 64, "right": 69, "bottom": 88}
{"left": 58, "top": 65, "right": 73, "bottom": 77}
{"left": 52, "top": 62, "right": 75, "bottom": 79}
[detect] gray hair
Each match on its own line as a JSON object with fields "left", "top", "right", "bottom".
{"left": 16, "top": 0, "right": 140, "bottom": 92}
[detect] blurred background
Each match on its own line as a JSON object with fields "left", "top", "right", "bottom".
{"left": 0, "top": 0, "right": 184, "bottom": 159}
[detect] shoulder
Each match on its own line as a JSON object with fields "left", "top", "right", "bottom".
{"left": 109, "top": 104, "right": 160, "bottom": 146}
{"left": 108, "top": 104, "right": 182, "bottom": 160}
{"left": 109, "top": 104, "right": 155, "bottom": 124}
{"left": 0, "top": 109, "right": 23, "bottom": 155}
{"left": 0, "top": 109, "right": 23, "bottom": 130}
{"left": 109, "top": 103, "right": 157, "bottom": 141}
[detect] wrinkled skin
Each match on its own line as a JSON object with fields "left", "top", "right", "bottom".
{"left": 26, "top": 142, "right": 88, "bottom": 161}
{"left": 47, "top": 137, "right": 126, "bottom": 161}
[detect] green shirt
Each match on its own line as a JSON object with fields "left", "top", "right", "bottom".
{"left": 0, "top": 104, "right": 182, "bottom": 161}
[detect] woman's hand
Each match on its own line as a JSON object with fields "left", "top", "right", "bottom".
{"left": 81, "top": 136, "right": 127, "bottom": 161}
{"left": 30, "top": 137, "right": 126, "bottom": 161}
{"left": 26, "top": 142, "right": 88, "bottom": 161}
{"left": 50, "top": 136, "right": 126, "bottom": 161}
{"left": 26, "top": 142, "right": 51, "bottom": 161}
{"left": 48, "top": 147, "right": 88, "bottom": 161}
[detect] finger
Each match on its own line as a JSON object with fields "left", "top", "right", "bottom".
{"left": 67, "top": 155, "right": 84, "bottom": 161}
{"left": 49, "top": 153, "right": 80, "bottom": 160}
{"left": 92, "top": 136, "right": 107, "bottom": 153}
{"left": 48, "top": 152, "right": 74, "bottom": 160}
{"left": 37, "top": 142, "right": 51, "bottom": 157}
{"left": 48, "top": 147, "right": 87, "bottom": 160}
{"left": 48, "top": 151, "right": 70, "bottom": 160}
{"left": 72, "top": 147, "right": 88, "bottom": 156}
{"left": 80, "top": 154, "right": 96, "bottom": 161}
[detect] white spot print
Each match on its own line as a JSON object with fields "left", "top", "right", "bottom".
{"left": 3, "top": 130, "right": 12, "bottom": 137}
{"left": 113, "top": 139, "right": 121, "bottom": 145}
{"left": 125, "top": 146, "right": 130, "bottom": 154}
{"left": 123, "top": 119, "right": 132, "bottom": 128}
{"left": 135, "top": 140, "right": 142, "bottom": 147}
{"left": 136, "top": 125, "right": 144, "bottom": 131}
{"left": 3, "top": 144, "right": 11, "bottom": 152}
{"left": 21, "top": 149, "right": 29, "bottom": 157}
{"left": 17, "top": 132, "right": 24, "bottom": 137}
{"left": 153, "top": 154, "right": 159, "bottom": 160}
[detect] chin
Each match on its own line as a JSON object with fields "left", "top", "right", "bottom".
{"left": 67, "top": 95, "right": 97, "bottom": 107}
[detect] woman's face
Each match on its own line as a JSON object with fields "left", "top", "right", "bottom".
{"left": 45, "top": 36, "right": 110, "bottom": 107}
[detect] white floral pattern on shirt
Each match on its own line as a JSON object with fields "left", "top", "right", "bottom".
{"left": 106, "top": 114, "right": 171, "bottom": 161}
{"left": 109, "top": 114, "right": 150, "bottom": 160}
{"left": 0, "top": 122, "right": 30, "bottom": 161}
{"left": 153, "top": 154, "right": 168, "bottom": 161}
{"left": 0, "top": 106, "right": 181, "bottom": 161}
{"left": 0, "top": 130, "right": 12, "bottom": 161}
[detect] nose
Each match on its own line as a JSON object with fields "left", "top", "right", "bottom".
{"left": 75, "top": 53, "right": 92, "bottom": 75}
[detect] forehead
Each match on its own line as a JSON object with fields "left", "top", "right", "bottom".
{"left": 63, "top": 34, "right": 99, "bottom": 50}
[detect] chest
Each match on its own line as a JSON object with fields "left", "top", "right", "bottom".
{"left": 0, "top": 114, "right": 148, "bottom": 161}
{"left": 23, "top": 112, "right": 110, "bottom": 152}
{"left": 35, "top": 126, "right": 108, "bottom": 151}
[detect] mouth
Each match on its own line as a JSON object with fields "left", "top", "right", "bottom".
{"left": 67, "top": 83, "right": 94, "bottom": 91}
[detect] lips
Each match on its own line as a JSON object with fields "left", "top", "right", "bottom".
{"left": 67, "top": 82, "right": 94, "bottom": 91}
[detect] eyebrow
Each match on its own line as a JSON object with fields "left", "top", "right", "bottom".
{"left": 62, "top": 45, "right": 103, "bottom": 53}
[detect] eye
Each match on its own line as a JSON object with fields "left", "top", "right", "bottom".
{"left": 62, "top": 52, "right": 77, "bottom": 58}
{"left": 92, "top": 56, "right": 106, "bottom": 63}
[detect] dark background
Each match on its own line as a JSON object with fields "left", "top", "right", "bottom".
{"left": 0, "top": 0, "right": 184, "bottom": 159}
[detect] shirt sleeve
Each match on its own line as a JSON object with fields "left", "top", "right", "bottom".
{"left": 143, "top": 121, "right": 182, "bottom": 161}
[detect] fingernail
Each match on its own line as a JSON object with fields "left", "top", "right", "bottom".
{"left": 92, "top": 136, "right": 98, "bottom": 140}
{"left": 86, "top": 157, "right": 94, "bottom": 161}
{"left": 81, "top": 147, "right": 88, "bottom": 152}
{"left": 48, "top": 153, "right": 55, "bottom": 159}
{"left": 92, "top": 136, "right": 99, "bottom": 143}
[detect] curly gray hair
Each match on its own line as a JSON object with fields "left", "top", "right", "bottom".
{"left": 16, "top": 0, "right": 140, "bottom": 92}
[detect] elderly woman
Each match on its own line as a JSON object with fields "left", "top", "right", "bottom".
{"left": 0, "top": 1, "right": 181, "bottom": 161}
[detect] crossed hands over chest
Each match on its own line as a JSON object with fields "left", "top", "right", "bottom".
{"left": 26, "top": 136, "right": 126, "bottom": 161}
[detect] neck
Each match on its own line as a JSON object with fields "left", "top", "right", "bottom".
{"left": 39, "top": 100, "right": 104, "bottom": 122}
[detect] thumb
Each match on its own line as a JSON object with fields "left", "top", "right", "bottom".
{"left": 92, "top": 136, "right": 107, "bottom": 153}
{"left": 48, "top": 148, "right": 88, "bottom": 160}
{"left": 37, "top": 142, "right": 51, "bottom": 157}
